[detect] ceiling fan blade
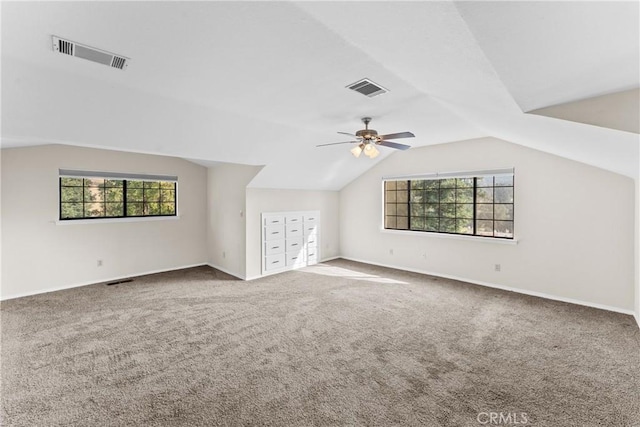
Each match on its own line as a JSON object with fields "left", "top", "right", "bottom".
{"left": 379, "top": 131, "right": 415, "bottom": 140}
{"left": 378, "top": 140, "right": 411, "bottom": 150}
{"left": 316, "top": 140, "right": 360, "bottom": 147}
{"left": 338, "top": 131, "right": 360, "bottom": 138}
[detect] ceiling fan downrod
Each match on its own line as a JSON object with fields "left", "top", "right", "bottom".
{"left": 357, "top": 117, "right": 378, "bottom": 141}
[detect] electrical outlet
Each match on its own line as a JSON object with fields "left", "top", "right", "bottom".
{"left": 222, "top": 251, "right": 226, "bottom": 259}
{"left": 422, "top": 253, "right": 427, "bottom": 259}
{"left": 97, "top": 259, "right": 103, "bottom": 267}
{"left": 495, "top": 264, "right": 501, "bottom": 272}
{"left": 389, "top": 249, "right": 394, "bottom": 255}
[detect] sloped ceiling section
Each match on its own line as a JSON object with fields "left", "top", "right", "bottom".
{"left": 455, "top": 1, "right": 640, "bottom": 112}
{"left": 1, "top": 1, "right": 638, "bottom": 190}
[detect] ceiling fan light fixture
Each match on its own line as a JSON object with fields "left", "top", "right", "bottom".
{"left": 350, "top": 144, "right": 364, "bottom": 158}
{"left": 364, "top": 144, "right": 380, "bottom": 158}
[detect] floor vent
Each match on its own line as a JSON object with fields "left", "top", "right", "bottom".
{"left": 107, "top": 279, "right": 133, "bottom": 286}
{"left": 52, "top": 36, "right": 130, "bottom": 71}
{"left": 346, "top": 78, "right": 388, "bottom": 97}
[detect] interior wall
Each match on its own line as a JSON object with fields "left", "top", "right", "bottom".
{"left": 528, "top": 88, "right": 640, "bottom": 134}
{"left": 245, "top": 188, "right": 340, "bottom": 279}
{"left": 206, "top": 163, "right": 262, "bottom": 279}
{"left": 340, "top": 137, "right": 635, "bottom": 312}
{"left": 636, "top": 177, "right": 640, "bottom": 325}
{"left": 0, "top": 144, "right": 208, "bottom": 300}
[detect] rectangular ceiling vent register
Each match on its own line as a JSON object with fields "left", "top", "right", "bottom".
{"left": 346, "top": 78, "right": 388, "bottom": 98}
{"left": 52, "top": 36, "right": 130, "bottom": 70}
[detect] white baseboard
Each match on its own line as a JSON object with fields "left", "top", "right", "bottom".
{"left": 245, "top": 268, "right": 284, "bottom": 281}
{"left": 205, "top": 263, "right": 245, "bottom": 280}
{"left": 244, "top": 256, "right": 343, "bottom": 281}
{"left": 0, "top": 262, "right": 209, "bottom": 301}
{"left": 7, "top": 256, "right": 636, "bottom": 325}
{"left": 339, "top": 257, "right": 636, "bottom": 317}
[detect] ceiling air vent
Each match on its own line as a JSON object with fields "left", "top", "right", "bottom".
{"left": 52, "top": 36, "right": 130, "bottom": 70}
{"left": 346, "top": 78, "right": 388, "bottom": 98}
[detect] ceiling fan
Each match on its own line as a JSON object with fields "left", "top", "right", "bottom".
{"left": 317, "top": 117, "right": 414, "bottom": 158}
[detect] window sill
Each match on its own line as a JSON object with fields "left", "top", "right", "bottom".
{"left": 55, "top": 215, "right": 181, "bottom": 225}
{"left": 380, "top": 228, "right": 518, "bottom": 244}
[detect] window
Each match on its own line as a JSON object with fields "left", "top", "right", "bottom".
{"left": 384, "top": 171, "right": 514, "bottom": 239}
{"left": 59, "top": 170, "right": 177, "bottom": 220}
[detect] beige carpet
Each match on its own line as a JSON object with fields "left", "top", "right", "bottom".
{"left": 1, "top": 259, "right": 639, "bottom": 426}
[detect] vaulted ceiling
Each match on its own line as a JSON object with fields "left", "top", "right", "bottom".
{"left": 2, "top": 1, "right": 638, "bottom": 190}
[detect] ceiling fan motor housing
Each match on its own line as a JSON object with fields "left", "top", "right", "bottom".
{"left": 357, "top": 117, "right": 380, "bottom": 142}
{"left": 356, "top": 128, "right": 378, "bottom": 141}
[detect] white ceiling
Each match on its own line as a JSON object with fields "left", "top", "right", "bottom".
{"left": 456, "top": 1, "right": 640, "bottom": 112}
{"left": 2, "top": 1, "right": 638, "bottom": 190}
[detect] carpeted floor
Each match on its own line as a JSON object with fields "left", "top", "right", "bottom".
{"left": 1, "top": 259, "right": 639, "bottom": 426}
